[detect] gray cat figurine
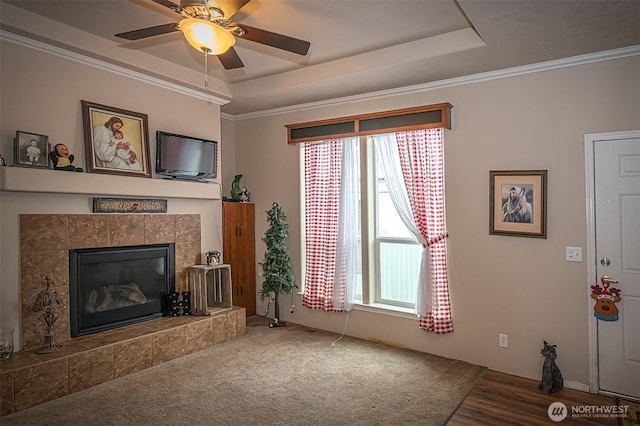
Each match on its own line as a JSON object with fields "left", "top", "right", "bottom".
{"left": 539, "top": 340, "right": 563, "bottom": 393}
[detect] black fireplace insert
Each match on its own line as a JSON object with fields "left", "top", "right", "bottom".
{"left": 69, "top": 244, "right": 175, "bottom": 337}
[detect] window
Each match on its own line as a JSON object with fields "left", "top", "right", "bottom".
{"left": 296, "top": 108, "right": 452, "bottom": 334}
{"left": 375, "top": 156, "right": 422, "bottom": 307}
{"left": 302, "top": 132, "right": 431, "bottom": 311}
{"left": 326, "top": 137, "right": 422, "bottom": 310}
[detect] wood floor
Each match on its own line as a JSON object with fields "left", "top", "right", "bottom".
{"left": 448, "top": 370, "right": 623, "bottom": 425}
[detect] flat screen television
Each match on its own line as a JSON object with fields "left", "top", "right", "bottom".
{"left": 156, "top": 131, "right": 217, "bottom": 181}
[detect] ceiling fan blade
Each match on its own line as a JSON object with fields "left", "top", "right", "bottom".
{"left": 211, "top": 0, "right": 251, "bottom": 19}
{"left": 236, "top": 24, "right": 310, "bottom": 56}
{"left": 151, "top": 0, "right": 182, "bottom": 13}
{"left": 217, "top": 47, "right": 244, "bottom": 69}
{"left": 115, "top": 23, "right": 179, "bottom": 40}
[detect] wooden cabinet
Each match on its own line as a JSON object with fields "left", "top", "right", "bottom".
{"left": 223, "top": 202, "right": 256, "bottom": 316}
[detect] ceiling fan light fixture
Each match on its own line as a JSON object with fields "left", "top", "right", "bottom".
{"left": 179, "top": 18, "right": 235, "bottom": 55}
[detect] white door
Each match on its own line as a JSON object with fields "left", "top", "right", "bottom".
{"left": 590, "top": 132, "right": 640, "bottom": 400}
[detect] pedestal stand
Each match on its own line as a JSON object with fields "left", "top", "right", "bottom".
{"left": 32, "top": 277, "right": 66, "bottom": 354}
{"left": 268, "top": 318, "right": 287, "bottom": 328}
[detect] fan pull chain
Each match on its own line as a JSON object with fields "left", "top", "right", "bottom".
{"left": 202, "top": 47, "right": 210, "bottom": 91}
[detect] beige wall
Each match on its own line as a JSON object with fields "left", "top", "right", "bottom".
{"left": 0, "top": 40, "right": 225, "bottom": 348}
{"left": 2, "top": 19, "right": 639, "bottom": 389}
{"left": 229, "top": 56, "right": 640, "bottom": 386}
{"left": 220, "top": 116, "right": 237, "bottom": 200}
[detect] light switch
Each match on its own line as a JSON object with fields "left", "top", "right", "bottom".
{"left": 566, "top": 247, "right": 583, "bottom": 262}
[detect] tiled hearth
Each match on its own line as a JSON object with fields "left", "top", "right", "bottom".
{"left": 0, "top": 213, "right": 246, "bottom": 416}
{"left": 0, "top": 309, "right": 245, "bottom": 416}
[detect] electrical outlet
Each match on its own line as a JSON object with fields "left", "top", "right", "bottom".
{"left": 499, "top": 333, "right": 508, "bottom": 348}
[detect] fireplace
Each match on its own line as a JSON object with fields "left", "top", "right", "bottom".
{"left": 69, "top": 243, "right": 175, "bottom": 337}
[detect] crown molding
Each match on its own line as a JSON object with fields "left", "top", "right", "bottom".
{"left": 0, "top": 30, "right": 230, "bottom": 106}
{"left": 227, "top": 45, "right": 640, "bottom": 121}
{"left": 3, "top": 27, "right": 636, "bottom": 120}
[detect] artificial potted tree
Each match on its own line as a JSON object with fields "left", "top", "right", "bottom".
{"left": 259, "top": 202, "right": 297, "bottom": 327}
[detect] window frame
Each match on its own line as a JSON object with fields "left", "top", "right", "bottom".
{"left": 301, "top": 135, "right": 423, "bottom": 311}
{"left": 287, "top": 103, "right": 452, "bottom": 144}
{"left": 297, "top": 103, "right": 451, "bottom": 316}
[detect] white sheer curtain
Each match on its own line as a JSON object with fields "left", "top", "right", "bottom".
{"left": 332, "top": 137, "right": 360, "bottom": 311}
{"left": 372, "top": 134, "right": 436, "bottom": 315}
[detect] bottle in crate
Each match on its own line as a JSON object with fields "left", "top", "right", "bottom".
{"left": 182, "top": 291, "right": 192, "bottom": 315}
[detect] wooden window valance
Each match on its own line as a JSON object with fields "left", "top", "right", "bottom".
{"left": 286, "top": 103, "right": 452, "bottom": 144}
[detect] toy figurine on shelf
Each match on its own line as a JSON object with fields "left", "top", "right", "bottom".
{"left": 238, "top": 187, "right": 251, "bottom": 202}
{"left": 206, "top": 251, "right": 221, "bottom": 265}
{"left": 49, "top": 143, "right": 83, "bottom": 172}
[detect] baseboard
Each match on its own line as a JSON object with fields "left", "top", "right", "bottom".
{"left": 564, "top": 379, "right": 590, "bottom": 392}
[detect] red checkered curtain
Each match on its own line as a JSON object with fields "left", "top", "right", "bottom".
{"left": 302, "top": 139, "right": 345, "bottom": 312}
{"left": 396, "top": 129, "right": 452, "bottom": 334}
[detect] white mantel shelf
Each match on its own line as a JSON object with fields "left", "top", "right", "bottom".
{"left": 0, "top": 166, "right": 221, "bottom": 200}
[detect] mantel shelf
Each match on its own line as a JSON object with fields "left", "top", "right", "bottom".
{"left": 0, "top": 166, "right": 221, "bottom": 200}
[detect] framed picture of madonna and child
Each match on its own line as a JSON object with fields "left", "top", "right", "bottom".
{"left": 81, "top": 100, "right": 152, "bottom": 178}
{"left": 489, "top": 170, "right": 547, "bottom": 238}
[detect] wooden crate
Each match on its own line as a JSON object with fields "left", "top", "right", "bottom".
{"left": 188, "top": 264, "right": 232, "bottom": 315}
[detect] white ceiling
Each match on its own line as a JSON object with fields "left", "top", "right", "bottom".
{"left": 2, "top": 0, "right": 639, "bottom": 115}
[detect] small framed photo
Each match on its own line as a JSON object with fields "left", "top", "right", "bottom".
{"left": 81, "top": 100, "right": 151, "bottom": 178}
{"left": 489, "top": 170, "right": 547, "bottom": 238}
{"left": 14, "top": 131, "right": 49, "bottom": 168}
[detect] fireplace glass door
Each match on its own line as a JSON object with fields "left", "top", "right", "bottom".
{"left": 69, "top": 244, "right": 175, "bottom": 337}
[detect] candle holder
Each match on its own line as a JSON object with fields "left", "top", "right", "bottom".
{"left": 32, "top": 276, "right": 66, "bottom": 354}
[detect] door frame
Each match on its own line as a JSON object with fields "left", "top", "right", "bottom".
{"left": 584, "top": 130, "right": 640, "bottom": 394}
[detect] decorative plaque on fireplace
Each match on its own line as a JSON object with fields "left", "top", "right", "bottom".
{"left": 92, "top": 197, "right": 168, "bottom": 213}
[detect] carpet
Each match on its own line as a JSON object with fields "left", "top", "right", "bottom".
{"left": 2, "top": 316, "right": 486, "bottom": 426}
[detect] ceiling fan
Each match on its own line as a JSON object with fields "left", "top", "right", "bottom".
{"left": 114, "top": 0, "right": 311, "bottom": 72}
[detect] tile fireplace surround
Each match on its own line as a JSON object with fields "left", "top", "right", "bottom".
{"left": 0, "top": 214, "right": 246, "bottom": 416}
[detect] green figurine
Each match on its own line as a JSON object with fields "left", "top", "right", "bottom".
{"left": 231, "top": 174, "right": 242, "bottom": 201}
